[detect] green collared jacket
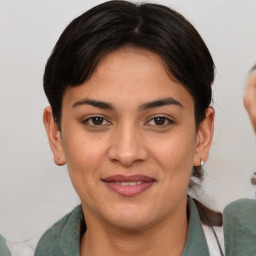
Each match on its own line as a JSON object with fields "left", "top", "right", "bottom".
{"left": 35, "top": 198, "right": 210, "bottom": 256}
{"left": 0, "top": 234, "right": 11, "bottom": 256}
{"left": 224, "top": 198, "right": 256, "bottom": 256}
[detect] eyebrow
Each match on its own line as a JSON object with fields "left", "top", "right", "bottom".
{"left": 72, "top": 99, "right": 115, "bottom": 110}
{"left": 72, "top": 97, "right": 183, "bottom": 111}
{"left": 138, "top": 97, "right": 183, "bottom": 111}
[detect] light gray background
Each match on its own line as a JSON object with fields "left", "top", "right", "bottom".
{"left": 1, "top": 0, "right": 256, "bottom": 244}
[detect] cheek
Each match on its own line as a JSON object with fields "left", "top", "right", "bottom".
{"left": 62, "top": 130, "right": 109, "bottom": 183}
{"left": 62, "top": 136, "right": 108, "bottom": 204}
{"left": 156, "top": 137, "right": 196, "bottom": 199}
{"left": 63, "top": 126, "right": 106, "bottom": 162}
{"left": 149, "top": 131, "right": 197, "bottom": 173}
{"left": 147, "top": 130, "right": 197, "bottom": 200}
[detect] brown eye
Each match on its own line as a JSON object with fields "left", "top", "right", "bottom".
{"left": 146, "top": 116, "right": 174, "bottom": 127}
{"left": 153, "top": 117, "right": 166, "bottom": 125}
{"left": 91, "top": 117, "right": 104, "bottom": 125}
{"left": 82, "top": 116, "right": 110, "bottom": 127}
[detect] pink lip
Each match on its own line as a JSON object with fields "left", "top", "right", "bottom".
{"left": 102, "top": 175, "right": 156, "bottom": 197}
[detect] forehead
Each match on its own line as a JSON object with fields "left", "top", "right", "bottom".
{"left": 97, "top": 47, "right": 166, "bottom": 74}
{"left": 63, "top": 47, "right": 194, "bottom": 110}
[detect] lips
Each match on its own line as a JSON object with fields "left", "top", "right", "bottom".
{"left": 102, "top": 175, "right": 156, "bottom": 197}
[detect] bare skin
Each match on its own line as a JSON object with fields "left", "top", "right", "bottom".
{"left": 44, "top": 47, "right": 214, "bottom": 256}
{"left": 244, "top": 69, "right": 256, "bottom": 132}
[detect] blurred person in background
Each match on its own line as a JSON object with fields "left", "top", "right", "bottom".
{"left": 223, "top": 64, "right": 256, "bottom": 256}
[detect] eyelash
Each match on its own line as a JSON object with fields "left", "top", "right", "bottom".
{"left": 145, "top": 115, "right": 175, "bottom": 127}
{"left": 81, "top": 116, "right": 111, "bottom": 128}
{"left": 81, "top": 115, "right": 174, "bottom": 128}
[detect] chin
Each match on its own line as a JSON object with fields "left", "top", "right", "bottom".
{"left": 104, "top": 205, "right": 157, "bottom": 231}
{"left": 111, "top": 217, "right": 154, "bottom": 231}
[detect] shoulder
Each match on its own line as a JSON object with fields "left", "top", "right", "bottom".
{"left": 223, "top": 199, "right": 256, "bottom": 256}
{"left": 35, "top": 205, "right": 83, "bottom": 256}
{"left": 224, "top": 198, "right": 256, "bottom": 212}
{"left": 0, "top": 234, "right": 11, "bottom": 256}
{"left": 224, "top": 198, "right": 256, "bottom": 225}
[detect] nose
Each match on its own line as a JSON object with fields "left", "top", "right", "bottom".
{"left": 107, "top": 124, "right": 148, "bottom": 167}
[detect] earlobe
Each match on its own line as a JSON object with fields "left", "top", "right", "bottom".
{"left": 193, "top": 107, "right": 215, "bottom": 166}
{"left": 43, "top": 106, "right": 66, "bottom": 166}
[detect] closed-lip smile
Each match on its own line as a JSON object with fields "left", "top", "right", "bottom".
{"left": 102, "top": 175, "right": 156, "bottom": 197}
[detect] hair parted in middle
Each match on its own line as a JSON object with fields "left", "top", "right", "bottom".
{"left": 44, "top": 0, "right": 214, "bottom": 129}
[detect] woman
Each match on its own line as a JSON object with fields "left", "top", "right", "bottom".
{"left": 35, "top": 1, "right": 223, "bottom": 255}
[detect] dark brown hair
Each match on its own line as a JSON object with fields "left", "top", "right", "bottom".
{"left": 250, "top": 63, "right": 256, "bottom": 73}
{"left": 190, "top": 167, "right": 222, "bottom": 226}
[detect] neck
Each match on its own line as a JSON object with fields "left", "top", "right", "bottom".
{"left": 80, "top": 201, "right": 188, "bottom": 256}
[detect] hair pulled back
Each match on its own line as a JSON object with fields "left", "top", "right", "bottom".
{"left": 44, "top": 0, "right": 214, "bottom": 128}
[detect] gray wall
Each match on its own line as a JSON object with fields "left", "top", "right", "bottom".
{"left": 1, "top": 0, "right": 256, "bottom": 244}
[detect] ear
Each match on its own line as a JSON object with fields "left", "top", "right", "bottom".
{"left": 43, "top": 106, "right": 66, "bottom": 166}
{"left": 193, "top": 107, "right": 215, "bottom": 166}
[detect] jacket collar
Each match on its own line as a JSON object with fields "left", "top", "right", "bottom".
{"left": 182, "top": 197, "right": 210, "bottom": 256}
{"left": 58, "top": 198, "right": 209, "bottom": 256}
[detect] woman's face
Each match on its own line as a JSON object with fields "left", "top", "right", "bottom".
{"left": 46, "top": 47, "right": 213, "bottom": 230}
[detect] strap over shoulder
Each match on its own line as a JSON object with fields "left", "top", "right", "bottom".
{"left": 202, "top": 224, "right": 224, "bottom": 256}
